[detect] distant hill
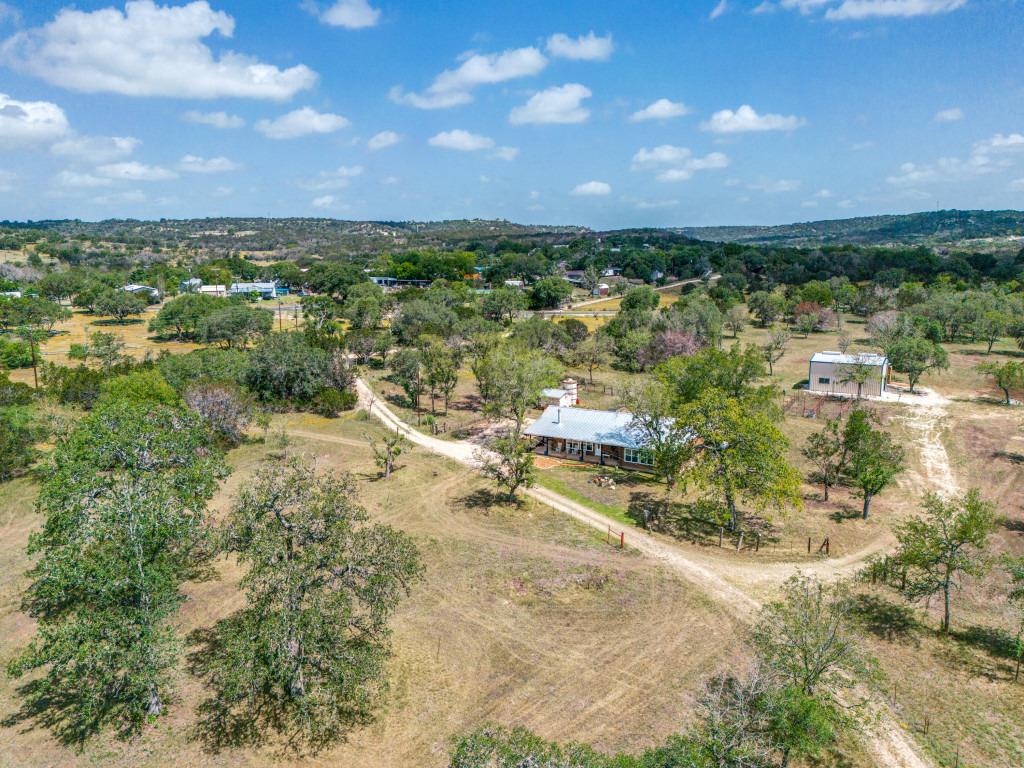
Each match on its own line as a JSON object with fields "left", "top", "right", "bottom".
{"left": 679, "top": 209, "right": 1024, "bottom": 247}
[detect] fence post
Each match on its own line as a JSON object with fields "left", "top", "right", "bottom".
{"left": 719, "top": 527, "right": 724, "bottom": 547}
{"left": 619, "top": 531, "right": 625, "bottom": 549}
{"left": 755, "top": 535, "right": 760, "bottom": 553}
{"left": 807, "top": 537, "right": 812, "bottom": 554}
{"left": 736, "top": 532, "right": 744, "bottom": 551}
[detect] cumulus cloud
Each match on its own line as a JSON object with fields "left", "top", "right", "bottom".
{"left": 391, "top": 46, "right": 547, "bottom": 109}
{"left": 493, "top": 146, "right": 520, "bottom": 161}
{"left": 826, "top": 0, "right": 965, "bottom": 20}
{"left": 886, "top": 133, "right": 1024, "bottom": 187}
{"left": 182, "top": 110, "right": 245, "bottom": 129}
{"left": 631, "top": 144, "right": 730, "bottom": 182}
{"left": 301, "top": 164, "right": 364, "bottom": 190}
{"left": 178, "top": 154, "right": 241, "bottom": 173}
{"left": 320, "top": 0, "right": 381, "bottom": 29}
{"left": 0, "top": 93, "right": 69, "bottom": 148}
{"left": 570, "top": 180, "right": 611, "bottom": 196}
{"left": 545, "top": 32, "right": 614, "bottom": 61}
{"left": 312, "top": 194, "right": 336, "bottom": 209}
{"left": 933, "top": 107, "right": 963, "bottom": 123}
{"left": 701, "top": 104, "right": 806, "bottom": 133}
{"left": 51, "top": 134, "right": 139, "bottom": 163}
{"left": 509, "top": 83, "right": 591, "bottom": 125}
{"left": 255, "top": 107, "right": 350, "bottom": 139}
{"left": 97, "top": 161, "right": 177, "bottom": 181}
{"left": 367, "top": 130, "right": 401, "bottom": 151}
{"left": 428, "top": 129, "right": 495, "bottom": 152}
{"left": 54, "top": 170, "right": 113, "bottom": 189}
{"left": 629, "top": 98, "right": 690, "bottom": 122}
{"left": 1, "top": 1, "right": 317, "bottom": 100}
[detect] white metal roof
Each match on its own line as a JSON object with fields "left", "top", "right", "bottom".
{"left": 524, "top": 406, "right": 644, "bottom": 449}
{"left": 541, "top": 388, "right": 569, "bottom": 398}
{"left": 810, "top": 351, "right": 887, "bottom": 367}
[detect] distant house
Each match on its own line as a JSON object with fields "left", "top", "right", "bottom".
{"left": 503, "top": 279, "right": 526, "bottom": 289}
{"left": 1, "top": 290, "right": 22, "bottom": 298}
{"left": 524, "top": 405, "right": 666, "bottom": 470}
{"left": 808, "top": 352, "right": 889, "bottom": 398}
{"left": 592, "top": 283, "right": 610, "bottom": 296}
{"left": 122, "top": 283, "right": 161, "bottom": 299}
{"left": 230, "top": 281, "right": 277, "bottom": 300}
{"left": 179, "top": 277, "right": 202, "bottom": 293}
{"left": 199, "top": 284, "right": 227, "bottom": 297}
{"left": 369, "top": 276, "right": 432, "bottom": 289}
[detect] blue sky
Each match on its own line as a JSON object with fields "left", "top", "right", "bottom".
{"left": 0, "top": 0, "right": 1021, "bottom": 228}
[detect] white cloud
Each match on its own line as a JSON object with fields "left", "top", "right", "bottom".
{"left": 509, "top": 83, "right": 591, "bottom": 125}
{"left": 255, "top": 108, "right": 350, "bottom": 139}
{"left": 0, "top": 93, "right": 69, "bottom": 148}
{"left": 781, "top": 0, "right": 833, "bottom": 14}
{"left": 178, "top": 154, "right": 241, "bottom": 173}
{"left": 301, "top": 164, "right": 364, "bottom": 190}
{"left": 709, "top": 0, "right": 729, "bottom": 19}
{"left": 815, "top": 188, "right": 833, "bottom": 198}
{"left": 886, "top": 133, "right": 1024, "bottom": 187}
{"left": 367, "top": 130, "right": 401, "bottom": 151}
{"left": 312, "top": 194, "right": 336, "bottom": 209}
{"left": 974, "top": 133, "right": 1024, "bottom": 156}
{"left": 629, "top": 98, "right": 690, "bottom": 122}
{"left": 182, "top": 110, "right": 245, "bottom": 129}
{"left": 97, "top": 161, "right": 177, "bottom": 181}
{"left": 702, "top": 104, "right": 806, "bottom": 133}
{"left": 631, "top": 144, "right": 729, "bottom": 182}
{"left": 391, "top": 46, "right": 547, "bottom": 109}
{"left": 1, "top": 1, "right": 317, "bottom": 100}
{"left": 320, "top": 0, "right": 381, "bottom": 29}
{"left": 545, "top": 32, "right": 614, "bottom": 61}
{"left": 50, "top": 134, "right": 139, "bottom": 163}
{"left": 54, "top": 169, "right": 113, "bottom": 188}
{"left": 493, "top": 146, "right": 519, "bottom": 161}
{"left": 428, "top": 129, "right": 495, "bottom": 152}
{"left": 826, "top": 0, "right": 965, "bottom": 20}
{"left": 933, "top": 107, "right": 963, "bottom": 123}
{"left": 570, "top": 180, "right": 611, "bottom": 196}
{"left": 748, "top": 178, "right": 801, "bottom": 193}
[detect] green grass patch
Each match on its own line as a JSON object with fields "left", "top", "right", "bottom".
{"left": 534, "top": 471, "right": 636, "bottom": 529}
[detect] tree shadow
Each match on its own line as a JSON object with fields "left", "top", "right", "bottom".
{"left": 993, "top": 450, "right": 1024, "bottom": 465}
{"left": 458, "top": 488, "right": 513, "bottom": 510}
{"left": 90, "top": 318, "right": 144, "bottom": 326}
{"left": 626, "top": 492, "right": 776, "bottom": 548}
{"left": 950, "top": 625, "right": 1019, "bottom": 670}
{"left": 829, "top": 504, "right": 862, "bottom": 523}
{"left": 849, "top": 593, "right": 922, "bottom": 645}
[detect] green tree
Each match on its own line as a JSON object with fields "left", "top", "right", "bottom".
{"left": 748, "top": 291, "right": 787, "bottom": 327}
{"left": 0, "top": 406, "right": 42, "bottom": 481}
{"left": 366, "top": 429, "right": 408, "bottom": 479}
{"left": 724, "top": 304, "right": 747, "bottom": 338}
{"left": 481, "top": 286, "right": 527, "bottom": 324}
{"left": 620, "top": 285, "right": 661, "bottom": 313}
{"left": 837, "top": 355, "right": 877, "bottom": 401}
{"left": 973, "top": 310, "right": 1011, "bottom": 354}
{"left": 528, "top": 277, "right": 573, "bottom": 310}
{"left": 8, "top": 401, "right": 227, "bottom": 743}
{"left": 570, "top": 333, "right": 609, "bottom": 385}
{"left": 245, "top": 332, "right": 331, "bottom": 403}
{"left": 148, "top": 293, "right": 221, "bottom": 340}
{"left": 658, "top": 344, "right": 773, "bottom": 405}
{"left": 895, "top": 489, "right": 996, "bottom": 633}
{"left": 472, "top": 345, "right": 560, "bottom": 435}
{"left": 842, "top": 408, "right": 905, "bottom": 519}
{"left": 189, "top": 458, "right": 422, "bottom": 751}
{"left": 678, "top": 391, "right": 802, "bottom": 531}
{"left": 976, "top": 360, "right": 1024, "bottom": 405}
{"left": 761, "top": 329, "right": 791, "bottom": 377}
{"left": 477, "top": 435, "right": 536, "bottom": 502}
{"left": 802, "top": 418, "right": 844, "bottom": 501}
{"left": 423, "top": 342, "right": 461, "bottom": 415}
{"left": 622, "top": 381, "right": 693, "bottom": 491}
{"left": 390, "top": 348, "right": 426, "bottom": 419}
{"left": 1003, "top": 555, "right": 1024, "bottom": 682}
{"left": 198, "top": 304, "right": 273, "bottom": 348}
{"left": 93, "top": 289, "right": 147, "bottom": 323}
{"left": 885, "top": 333, "right": 949, "bottom": 393}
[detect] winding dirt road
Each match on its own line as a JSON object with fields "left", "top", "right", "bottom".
{"left": 349, "top": 378, "right": 934, "bottom": 768}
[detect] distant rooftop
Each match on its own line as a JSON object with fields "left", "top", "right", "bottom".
{"left": 811, "top": 351, "right": 887, "bottom": 366}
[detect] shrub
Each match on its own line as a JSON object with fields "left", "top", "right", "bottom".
{"left": 42, "top": 363, "right": 108, "bottom": 409}
{"left": 0, "top": 337, "right": 33, "bottom": 368}
{"left": 184, "top": 383, "right": 255, "bottom": 445}
{"left": 312, "top": 387, "right": 357, "bottom": 417}
{"left": 96, "top": 370, "right": 181, "bottom": 410}
{"left": 245, "top": 332, "right": 330, "bottom": 404}
{"left": 0, "top": 407, "right": 40, "bottom": 481}
{"left": 0, "top": 371, "right": 33, "bottom": 406}
{"left": 158, "top": 347, "right": 250, "bottom": 391}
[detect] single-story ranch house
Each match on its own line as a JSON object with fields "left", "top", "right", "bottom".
{"left": 523, "top": 406, "right": 657, "bottom": 470}
{"left": 808, "top": 352, "right": 889, "bottom": 397}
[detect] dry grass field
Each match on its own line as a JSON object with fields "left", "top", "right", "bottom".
{"left": 0, "top": 412, "right": 749, "bottom": 768}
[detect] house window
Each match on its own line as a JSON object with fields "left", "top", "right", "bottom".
{"left": 567, "top": 441, "right": 582, "bottom": 455}
{"left": 584, "top": 442, "right": 595, "bottom": 455}
{"left": 818, "top": 377, "right": 831, "bottom": 385}
{"left": 624, "top": 447, "right": 654, "bottom": 466}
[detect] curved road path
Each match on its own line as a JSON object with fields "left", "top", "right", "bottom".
{"left": 352, "top": 377, "right": 931, "bottom": 768}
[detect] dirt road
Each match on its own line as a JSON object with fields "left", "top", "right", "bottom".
{"left": 351, "top": 377, "right": 931, "bottom": 768}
